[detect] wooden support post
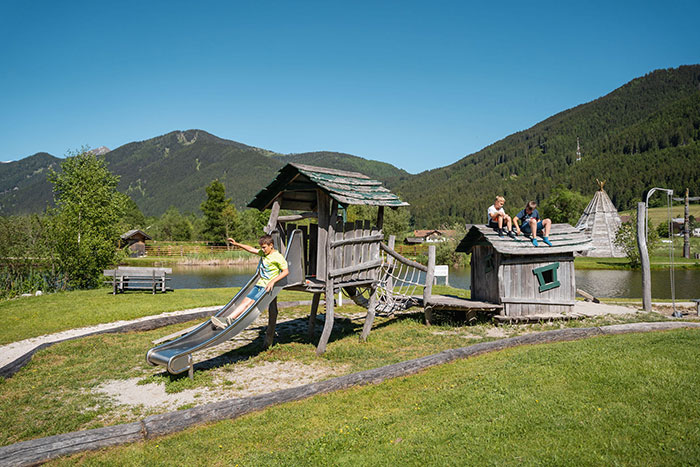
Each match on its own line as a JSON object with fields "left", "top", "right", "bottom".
{"left": 637, "top": 202, "right": 652, "bottom": 312}
{"left": 360, "top": 286, "right": 378, "bottom": 342}
{"left": 308, "top": 292, "right": 321, "bottom": 340}
{"left": 264, "top": 298, "right": 279, "bottom": 349}
{"left": 317, "top": 201, "right": 337, "bottom": 355}
{"left": 684, "top": 188, "right": 690, "bottom": 259}
{"left": 423, "top": 245, "right": 436, "bottom": 325}
{"left": 386, "top": 235, "right": 395, "bottom": 296}
{"left": 264, "top": 196, "right": 282, "bottom": 235}
{"left": 316, "top": 191, "right": 330, "bottom": 279}
{"left": 376, "top": 206, "right": 384, "bottom": 230}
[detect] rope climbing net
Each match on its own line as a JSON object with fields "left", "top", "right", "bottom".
{"left": 373, "top": 245, "right": 426, "bottom": 315}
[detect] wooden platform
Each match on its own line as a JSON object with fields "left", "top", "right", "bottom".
{"left": 424, "top": 295, "right": 502, "bottom": 312}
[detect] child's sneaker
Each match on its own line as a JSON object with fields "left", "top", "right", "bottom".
{"left": 542, "top": 237, "right": 553, "bottom": 247}
{"left": 507, "top": 230, "right": 516, "bottom": 239}
{"left": 498, "top": 229, "right": 505, "bottom": 237}
{"left": 531, "top": 238, "right": 539, "bottom": 247}
{"left": 211, "top": 316, "right": 227, "bottom": 329}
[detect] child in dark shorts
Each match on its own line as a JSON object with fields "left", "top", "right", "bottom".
{"left": 514, "top": 201, "right": 553, "bottom": 247}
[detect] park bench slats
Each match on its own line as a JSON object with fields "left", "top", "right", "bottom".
{"left": 103, "top": 267, "right": 173, "bottom": 294}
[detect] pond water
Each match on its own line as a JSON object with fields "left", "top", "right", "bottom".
{"left": 170, "top": 265, "right": 700, "bottom": 299}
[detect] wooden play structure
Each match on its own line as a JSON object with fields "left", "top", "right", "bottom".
{"left": 456, "top": 224, "right": 592, "bottom": 319}
{"left": 247, "top": 163, "right": 512, "bottom": 353}
{"left": 248, "top": 163, "right": 418, "bottom": 354}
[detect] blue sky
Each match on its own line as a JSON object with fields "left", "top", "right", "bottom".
{"left": 1, "top": 0, "right": 698, "bottom": 173}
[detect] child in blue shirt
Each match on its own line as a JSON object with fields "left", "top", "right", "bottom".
{"left": 514, "top": 201, "right": 553, "bottom": 247}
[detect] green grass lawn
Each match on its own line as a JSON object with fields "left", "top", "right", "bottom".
{"left": 0, "top": 287, "right": 310, "bottom": 345}
{"left": 0, "top": 284, "right": 677, "bottom": 450}
{"left": 620, "top": 204, "right": 700, "bottom": 226}
{"left": 48, "top": 328, "right": 700, "bottom": 466}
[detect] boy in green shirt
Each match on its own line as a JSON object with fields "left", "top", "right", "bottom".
{"left": 211, "top": 234, "right": 289, "bottom": 329}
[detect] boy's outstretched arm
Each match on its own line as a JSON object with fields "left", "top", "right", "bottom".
{"left": 227, "top": 238, "right": 260, "bottom": 255}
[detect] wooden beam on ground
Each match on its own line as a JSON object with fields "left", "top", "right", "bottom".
{"left": 576, "top": 288, "right": 600, "bottom": 303}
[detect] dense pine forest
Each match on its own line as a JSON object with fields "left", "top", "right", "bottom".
{"left": 395, "top": 65, "right": 700, "bottom": 226}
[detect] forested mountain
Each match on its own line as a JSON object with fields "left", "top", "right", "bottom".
{"left": 103, "top": 130, "right": 281, "bottom": 216}
{"left": 0, "top": 131, "right": 407, "bottom": 216}
{"left": 0, "top": 152, "right": 61, "bottom": 214}
{"left": 272, "top": 152, "right": 409, "bottom": 187}
{"left": 395, "top": 65, "right": 700, "bottom": 227}
{"left": 2, "top": 65, "right": 698, "bottom": 221}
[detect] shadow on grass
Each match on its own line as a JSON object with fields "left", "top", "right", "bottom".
{"left": 151, "top": 305, "right": 492, "bottom": 382}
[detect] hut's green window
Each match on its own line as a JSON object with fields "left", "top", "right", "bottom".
{"left": 532, "top": 263, "right": 560, "bottom": 292}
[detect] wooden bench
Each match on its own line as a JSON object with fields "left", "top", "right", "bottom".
{"left": 103, "top": 267, "right": 172, "bottom": 294}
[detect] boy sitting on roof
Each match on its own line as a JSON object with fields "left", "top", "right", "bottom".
{"left": 211, "top": 235, "right": 288, "bottom": 329}
{"left": 487, "top": 196, "right": 516, "bottom": 238}
{"left": 514, "top": 201, "right": 553, "bottom": 247}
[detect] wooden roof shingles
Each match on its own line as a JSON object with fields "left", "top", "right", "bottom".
{"left": 248, "top": 163, "right": 409, "bottom": 210}
{"left": 456, "top": 224, "right": 593, "bottom": 256}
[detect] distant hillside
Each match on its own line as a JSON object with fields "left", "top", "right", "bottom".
{"left": 103, "top": 130, "right": 283, "bottom": 216}
{"left": 3, "top": 66, "right": 698, "bottom": 220}
{"left": 0, "top": 131, "right": 407, "bottom": 216}
{"left": 0, "top": 152, "right": 61, "bottom": 214}
{"left": 396, "top": 65, "right": 700, "bottom": 227}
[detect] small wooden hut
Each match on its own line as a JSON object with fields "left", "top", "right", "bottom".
{"left": 120, "top": 229, "right": 152, "bottom": 257}
{"left": 248, "top": 163, "right": 409, "bottom": 353}
{"left": 456, "top": 224, "right": 592, "bottom": 318}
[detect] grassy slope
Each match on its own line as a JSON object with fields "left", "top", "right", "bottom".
{"left": 48, "top": 328, "right": 700, "bottom": 466}
{"left": 0, "top": 288, "right": 309, "bottom": 345}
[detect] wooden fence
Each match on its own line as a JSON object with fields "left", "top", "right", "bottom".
{"left": 144, "top": 244, "right": 236, "bottom": 257}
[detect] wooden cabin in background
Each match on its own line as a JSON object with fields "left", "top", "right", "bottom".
{"left": 120, "top": 229, "right": 152, "bottom": 257}
{"left": 456, "top": 225, "right": 592, "bottom": 318}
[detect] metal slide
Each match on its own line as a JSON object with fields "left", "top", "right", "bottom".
{"left": 146, "top": 230, "right": 304, "bottom": 375}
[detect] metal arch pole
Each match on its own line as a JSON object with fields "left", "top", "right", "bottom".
{"left": 637, "top": 203, "right": 652, "bottom": 312}
{"left": 645, "top": 187, "right": 673, "bottom": 242}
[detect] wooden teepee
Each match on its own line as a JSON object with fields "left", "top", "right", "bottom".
{"left": 575, "top": 180, "right": 625, "bottom": 257}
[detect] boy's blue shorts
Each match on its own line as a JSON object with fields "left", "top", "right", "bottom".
{"left": 521, "top": 221, "right": 544, "bottom": 235}
{"left": 247, "top": 285, "right": 266, "bottom": 300}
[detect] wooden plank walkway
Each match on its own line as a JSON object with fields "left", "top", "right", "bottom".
{"left": 424, "top": 295, "right": 502, "bottom": 312}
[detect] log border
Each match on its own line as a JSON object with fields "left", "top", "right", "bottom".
{"left": 1, "top": 321, "right": 699, "bottom": 466}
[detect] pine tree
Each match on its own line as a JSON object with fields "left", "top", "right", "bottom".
{"left": 201, "top": 180, "right": 230, "bottom": 242}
